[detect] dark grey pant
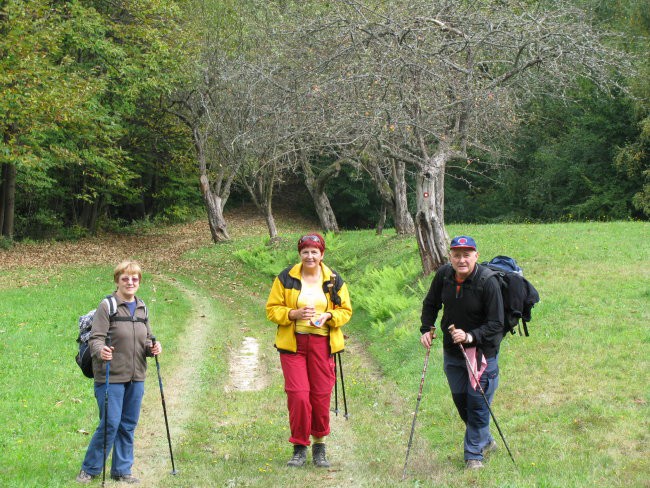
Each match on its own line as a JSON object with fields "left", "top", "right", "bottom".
{"left": 443, "top": 352, "right": 499, "bottom": 461}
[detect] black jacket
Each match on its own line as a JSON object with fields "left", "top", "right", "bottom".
{"left": 420, "top": 263, "right": 504, "bottom": 358}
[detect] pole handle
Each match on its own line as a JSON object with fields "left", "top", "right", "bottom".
{"left": 448, "top": 324, "right": 456, "bottom": 333}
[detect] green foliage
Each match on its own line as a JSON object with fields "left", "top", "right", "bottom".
{"left": 234, "top": 239, "right": 296, "bottom": 279}
{"left": 615, "top": 116, "right": 650, "bottom": 215}
{"left": 233, "top": 231, "right": 350, "bottom": 279}
{"left": 352, "top": 260, "right": 421, "bottom": 322}
{"left": 462, "top": 83, "right": 643, "bottom": 223}
{"left": 323, "top": 168, "right": 385, "bottom": 229}
{"left": 1, "top": 0, "right": 199, "bottom": 239}
{"left": 0, "top": 237, "right": 13, "bottom": 250}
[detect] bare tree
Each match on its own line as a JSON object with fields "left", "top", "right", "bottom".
{"left": 285, "top": 0, "right": 631, "bottom": 273}
{"left": 359, "top": 151, "right": 415, "bottom": 235}
{"left": 297, "top": 151, "right": 341, "bottom": 233}
{"left": 169, "top": 73, "right": 244, "bottom": 242}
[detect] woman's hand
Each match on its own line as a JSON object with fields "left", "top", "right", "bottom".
{"left": 289, "top": 305, "right": 316, "bottom": 321}
{"left": 150, "top": 341, "right": 162, "bottom": 356}
{"left": 310, "top": 312, "right": 332, "bottom": 328}
{"left": 100, "top": 345, "right": 114, "bottom": 361}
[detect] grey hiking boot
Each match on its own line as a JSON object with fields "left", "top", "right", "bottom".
{"left": 482, "top": 440, "right": 498, "bottom": 457}
{"left": 111, "top": 474, "right": 140, "bottom": 484}
{"left": 75, "top": 470, "right": 96, "bottom": 484}
{"left": 312, "top": 443, "right": 330, "bottom": 468}
{"left": 465, "top": 459, "right": 484, "bottom": 470}
{"left": 287, "top": 444, "right": 308, "bottom": 467}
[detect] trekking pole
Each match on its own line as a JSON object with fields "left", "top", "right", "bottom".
{"left": 402, "top": 326, "right": 435, "bottom": 481}
{"left": 336, "top": 352, "right": 349, "bottom": 419}
{"left": 102, "top": 335, "right": 111, "bottom": 488}
{"left": 333, "top": 354, "right": 339, "bottom": 416}
{"left": 151, "top": 336, "right": 178, "bottom": 475}
{"left": 448, "top": 325, "right": 517, "bottom": 466}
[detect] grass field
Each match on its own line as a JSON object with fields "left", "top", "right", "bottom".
{"left": 0, "top": 220, "right": 648, "bottom": 487}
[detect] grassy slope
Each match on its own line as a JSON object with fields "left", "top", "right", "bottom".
{"left": 0, "top": 221, "right": 648, "bottom": 487}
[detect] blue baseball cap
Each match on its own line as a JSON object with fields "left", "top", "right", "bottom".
{"left": 450, "top": 235, "right": 477, "bottom": 251}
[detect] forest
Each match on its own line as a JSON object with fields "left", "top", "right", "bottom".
{"left": 1, "top": 0, "right": 648, "bottom": 249}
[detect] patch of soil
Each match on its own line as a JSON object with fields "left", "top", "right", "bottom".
{"left": 225, "top": 336, "right": 269, "bottom": 392}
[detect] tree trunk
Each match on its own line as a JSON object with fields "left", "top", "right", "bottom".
{"left": 192, "top": 126, "right": 230, "bottom": 243}
{"left": 365, "top": 157, "right": 414, "bottom": 235}
{"left": 200, "top": 174, "right": 230, "bottom": 242}
{"left": 2, "top": 162, "right": 16, "bottom": 239}
{"left": 79, "top": 200, "right": 93, "bottom": 230}
{"left": 414, "top": 150, "right": 449, "bottom": 275}
{"left": 243, "top": 170, "right": 279, "bottom": 242}
{"left": 392, "top": 159, "right": 415, "bottom": 235}
{"left": 312, "top": 190, "right": 339, "bottom": 232}
{"left": 88, "top": 195, "right": 102, "bottom": 233}
{"left": 376, "top": 203, "right": 386, "bottom": 235}
{"left": 262, "top": 169, "right": 279, "bottom": 241}
{"left": 0, "top": 163, "right": 6, "bottom": 236}
{"left": 300, "top": 159, "right": 339, "bottom": 233}
{"left": 264, "top": 207, "right": 279, "bottom": 242}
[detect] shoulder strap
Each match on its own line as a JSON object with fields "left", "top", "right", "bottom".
{"left": 440, "top": 263, "right": 454, "bottom": 280}
{"left": 104, "top": 295, "right": 147, "bottom": 323}
{"left": 476, "top": 264, "right": 500, "bottom": 288}
{"left": 104, "top": 295, "right": 117, "bottom": 316}
{"left": 97, "top": 296, "right": 117, "bottom": 316}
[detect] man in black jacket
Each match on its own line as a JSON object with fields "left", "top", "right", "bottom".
{"left": 420, "top": 236, "right": 504, "bottom": 469}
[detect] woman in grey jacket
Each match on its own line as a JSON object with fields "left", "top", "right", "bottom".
{"left": 76, "top": 261, "right": 162, "bottom": 484}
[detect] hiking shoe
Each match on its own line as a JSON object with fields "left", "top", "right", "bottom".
{"left": 110, "top": 474, "right": 140, "bottom": 484}
{"left": 482, "top": 440, "right": 498, "bottom": 457}
{"left": 465, "top": 459, "right": 484, "bottom": 470}
{"left": 75, "top": 470, "right": 96, "bottom": 484}
{"left": 312, "top": 443, "right": 330, "bottom": 468}
{"left": 287, "top": 444, "right": 308, "bottom": 467}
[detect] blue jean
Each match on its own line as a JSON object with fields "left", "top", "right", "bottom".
{"left": 81, "top": 381, "right": 144, "bottom": 476}
{"left": 443, "top": 352, "right": 499, "bottom": 461}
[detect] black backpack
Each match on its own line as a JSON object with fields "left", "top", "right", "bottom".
{"left": 480, "top": 256, "right": 540, "bottom": 337}
{"left": 75, "top": 295, "right": 148, "bottom": 378}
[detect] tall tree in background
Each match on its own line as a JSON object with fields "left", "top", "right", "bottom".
{"left": 284, "top": 0, "right": 633, "bottom": 273}
{"left": 0, "top": 0, "right": 192, "bottom": 239}
{"left": 0, "top": 2, "right": 90, "bottom": 239}
{"left": 611, "top": 0, "right": 650, "bottom": 218}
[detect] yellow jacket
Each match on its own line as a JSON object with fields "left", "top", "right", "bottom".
{"left": 266, "top": 262, "right": 352, "bottom": 354}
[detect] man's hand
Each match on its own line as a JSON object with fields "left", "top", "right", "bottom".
{"left": 448, "top": 324, "right": 471, "bottom": 344}
{"left": 420, "top": 328, "right": 436, "bottom": 349}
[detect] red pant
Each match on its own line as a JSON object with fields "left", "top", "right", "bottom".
{"left": 280, "top": 334, "right": 335, "bottom": 446}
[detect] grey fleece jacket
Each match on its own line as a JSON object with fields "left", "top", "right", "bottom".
{"left": 88, "top": 293, "right": 152, "bottom": 383}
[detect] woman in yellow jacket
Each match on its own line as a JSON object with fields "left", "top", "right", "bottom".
{"left": 266, "top": 233, "right": 352, "bottom": 468}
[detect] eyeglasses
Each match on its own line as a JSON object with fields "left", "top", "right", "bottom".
{"left": 120, "top": 276, "right": 140, "bottom": 283}
{"left": 299, "top": 235, "right": 321, "bottom": 244}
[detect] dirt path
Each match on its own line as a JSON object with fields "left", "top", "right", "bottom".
{"left": 133, "top": 278, "right": 217, "bottom": 485}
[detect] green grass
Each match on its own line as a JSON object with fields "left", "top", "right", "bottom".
{"left": 0, "top": 221, "right": 648, "bottom": 487}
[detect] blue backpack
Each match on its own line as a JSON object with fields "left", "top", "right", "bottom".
{"left": 480, "top": 256, "right": 540, "bottom": 337}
